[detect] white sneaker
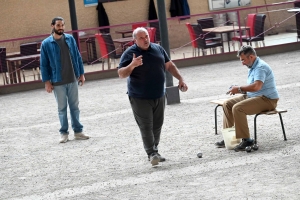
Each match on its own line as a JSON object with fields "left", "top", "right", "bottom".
{"left": 150, "top": 153, "right": 159, "bottom": 166}
{"left": 59, "top": 135, "right": 69, "bottom": 143}
{"left": 74, "top": 133, "right": 90, "bottom": 140}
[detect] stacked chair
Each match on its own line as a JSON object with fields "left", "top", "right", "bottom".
{"left": 186, "top": 22, "right": 223, "bottom": 56}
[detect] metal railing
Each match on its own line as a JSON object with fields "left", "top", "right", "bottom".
{"left": 0, "top": 1, "right": 299, "bottom": 86}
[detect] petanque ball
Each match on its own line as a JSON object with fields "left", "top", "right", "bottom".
{"left": 252, "top": 144, "right": 259, "bottom": 151}
{"left": 197, "top": 152, "right": 203, "bottom": 158}
{"left": 245, "top": 146, "right": 252, "bottom": 153}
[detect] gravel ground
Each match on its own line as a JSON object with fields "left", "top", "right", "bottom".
{"left": 1, "top": 50, "right": 300, "bottom": 200}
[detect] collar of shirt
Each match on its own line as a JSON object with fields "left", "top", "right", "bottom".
{"left": 134, "top": 43, "right": 153, "bottom": 52}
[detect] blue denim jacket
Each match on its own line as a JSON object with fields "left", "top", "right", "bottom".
{"left": 40, "top": 33, "right": 84, "bottom": 83}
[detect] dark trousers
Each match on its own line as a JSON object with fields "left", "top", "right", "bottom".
{"left": 129, "top": 96, "right": 165, "bottom": 156}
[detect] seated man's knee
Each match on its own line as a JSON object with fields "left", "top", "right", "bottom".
{"left": 232, "top": 102, "right": 244, "bottom": 114}
{"left": 223, "top": 100, "right": 233, "bottom": 109}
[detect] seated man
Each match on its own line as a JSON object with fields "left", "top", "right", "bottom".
{"left": 215, "top": 45, "right": 279, "bottom": 151}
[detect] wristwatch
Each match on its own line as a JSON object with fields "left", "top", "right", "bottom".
{"left": 238, "top": 87, "right": 243, "bottom": 93}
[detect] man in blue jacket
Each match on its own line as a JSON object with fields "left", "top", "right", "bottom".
{"left": 40, "top": 17, "right": 89, "bottom": 143}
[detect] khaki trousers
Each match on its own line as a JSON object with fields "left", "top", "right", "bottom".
{"left": 222, "top": 95, "right": 278, "bottom": 139}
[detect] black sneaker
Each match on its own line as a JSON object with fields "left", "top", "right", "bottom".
{"left": 215, "top": 140, "right": 225, "bottom": 148}
{"left": 234, "top": 139, "right": 254, "bottom": 152}
{"left": 149, "top": 153, "right": 159, "bottom": 166}
{"left": 148, "top": 152, "right": 166, "bottom": 162}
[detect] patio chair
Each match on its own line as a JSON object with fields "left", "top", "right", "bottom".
{"left": 20, "top": 42, "right": 41, "bottom": 82}
{"left": 145, "top": 27, "right": 156, "bottom": 43}
{"left": 242, "top": 14, "right": 266, "bottom": 48}
{"left": 197, "top": 17, "right": 221, "bottom": 42}
{"left": 186, "top": 22, "right": 201, "bottom": 57}
{"left": 149, "top": 22, "right": 160, "bottom": 44}
{"left": 294, "top": 2, "right": 300, "bottom": 41}
{"left": 124, "top": 22, "right": 149, "bottom": 47}
{"left": 231, "top": 13, "right": 256, "bottom": 50}
{"left": 0, "top": 47, "right": 9, "bottom": 85}
{"left": 132, "top": 22, "right": 148, "bottom": 31}
{"left": 190, "top": 23, "right": 224, "bottom": 56}
{"left": 95, "top": 33, "right": 121, "bottom": 70}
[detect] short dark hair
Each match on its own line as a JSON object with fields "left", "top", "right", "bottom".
{"left": 51, "top": 17, "right": 64, "bottom": 26}
{"left": 237, "top": 45, "right": 257, "bottom": 57}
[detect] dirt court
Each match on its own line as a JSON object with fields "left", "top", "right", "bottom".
{"left": 1, "top": 50, "right": 300, "bottom": 200}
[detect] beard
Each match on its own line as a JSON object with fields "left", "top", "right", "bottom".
{"left": 53, "top": 28, "right": 64, "bottom": 35}
{"left": 245, "top": 61, "right": 253, "bottom": 68}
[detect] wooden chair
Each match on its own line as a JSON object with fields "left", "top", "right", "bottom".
{"left": 210, "top": 98, "right": 287, "bottom": 144}
{"left": 20, "top": 42, "right": 39, "bottom": 68}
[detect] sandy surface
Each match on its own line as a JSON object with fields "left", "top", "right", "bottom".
{"left": 1, "top": 50, "right": 300, "bottom": 199}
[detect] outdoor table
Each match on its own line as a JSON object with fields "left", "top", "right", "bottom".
{"left": 112, "top": 37, "right": 134, "bottom": 52}
{"left": 6, "top": 54, "right": 40, "bottom": 83}
{"left": 115, "top": 29, "right": 132, "bottom": 38}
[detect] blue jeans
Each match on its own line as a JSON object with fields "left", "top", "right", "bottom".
{"left": 53, "top": 81, "right": 83, "bottom": 135}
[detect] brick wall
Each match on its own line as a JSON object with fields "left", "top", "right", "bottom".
{"left": 0, "top": 0, "right": 295, "bottom": 48}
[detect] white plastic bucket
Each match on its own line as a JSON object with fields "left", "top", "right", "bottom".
{"left": 222, "top": 127, "right": 241, "bottom": 150}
